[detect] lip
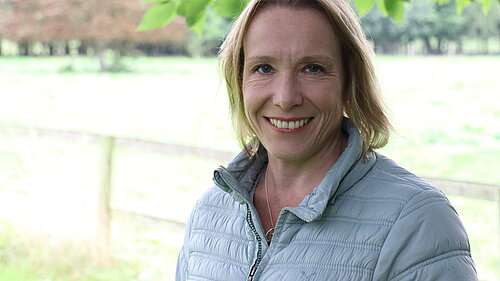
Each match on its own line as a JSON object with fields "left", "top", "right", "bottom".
{"left": 265, "top": 116, "right": 311, "bottom": 122}
{"left": 264, "top": 116, "right": 313, "bottom": 132}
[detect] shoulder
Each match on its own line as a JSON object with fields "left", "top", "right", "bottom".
{"left": 191, "top": 185, "right": 244, "bottom": 221}
{"left": 364, "top": 153, "right": 444, "bottom": 199}
{"left": 359, "top": 153, "right": 477, "bottom": 280}
{"left": 359, "top": 153, "right": 465, "bottom": 240}
{"left": 344, "top": 152, "right": 454, "bottom": 217}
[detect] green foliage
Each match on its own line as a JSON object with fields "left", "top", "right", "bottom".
{"left": 137, "top": 1, "right": 178, "bottom": 31}
{"left": 355, "top": 0, "right": 376, "bottom": 16}
{"left": 361, "top": 0, "right": 500, "bottom": 54}
{"left": 178, "top": 0, "right": 211, "bottom": 35}
{"left": 361, "top": 7, "right": 404, "bottom": 52}
{"left": 186, "top": 7, "right": 231, "bottom": 57}
{"left": 477, "top": 0, "right": 495, "bottom": 13}
{"left": 138, "top": 0, "right": 242, "bottom": 36}
{"left": 463, "top": 0, "right": 500, "bottom": 37}
{"left": 381, "top": 0, "right": 406, "bottom": 22}
{"left": 211, "top": 0, "right": 250, "bottom": 18}
{"left": 138, "top": 0, "right": 499, "bottom": 33}
{"left": 456, "top": 0, "right": 473, "bottom": 13}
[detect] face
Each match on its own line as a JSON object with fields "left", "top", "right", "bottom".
{"left": 242, "top": 7, "right": 345, "bottom": 163}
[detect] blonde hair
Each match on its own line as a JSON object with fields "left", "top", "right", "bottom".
{"left": 219, "top": 0, "right": 391, "bottom": 158}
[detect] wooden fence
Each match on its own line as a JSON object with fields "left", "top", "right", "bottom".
{"left": 1, "top": 125, "right": 500, "bottom": 264}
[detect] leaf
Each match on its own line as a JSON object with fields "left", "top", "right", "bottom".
{"left": 455, "top": 0, "right": 472, "bottom": 14}
{"left": 177, "top": 0, "right": 211, "bottom": 18}
{"left": 476, "top": 0, "right": 493, "bottom": 13}
{"left": 211, "top": 0, "right": 249, "bottom": 18}
{"left": 354, "top": 0, "right": 376, "bottom": 16}
{"left": 430, "top": 0, "right": 449, "bottom": 4}
{"left": 142, "top": 0, "right": 170, "bottom": 3}
{"left": 188, "top": 10, "right": 207, "bottom": 37}
{"left": 376, "top": 0, "right": 388, "bottom": 16}
{"left": 137, "top": 1, "right": 178, "bottom": 31}
{"left": 384, "top": 0, "right": 404, "bottom": 22}
{"left": 177, "top": 0, "right": 210, "bottom": 36}
{"left": 186, "top": 9, "right": 207, "bottom": 37}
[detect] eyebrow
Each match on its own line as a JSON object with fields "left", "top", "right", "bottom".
{"left": 245, "top": 56, "right": 278, "bottom": 65}
{"left": 297, "top": 55, "right": 335, "bottom": 64}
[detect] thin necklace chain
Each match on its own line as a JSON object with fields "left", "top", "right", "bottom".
{"left": 264, "top": 168, "right": 275, "bottom": 243}
{"left": 262, "top": 134, "right": 345, "bottom": 243}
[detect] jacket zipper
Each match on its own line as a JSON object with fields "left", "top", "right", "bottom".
{"left": 246, "top": 204, "right": 263, "bottom": 281}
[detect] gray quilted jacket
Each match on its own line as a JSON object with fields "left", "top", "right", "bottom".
{"left": 176, "top": 119, "right": 477, "bottom": 281}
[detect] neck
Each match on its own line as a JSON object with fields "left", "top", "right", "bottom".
{"left": 266, "top": 132, "right": 347, "bottom": 196}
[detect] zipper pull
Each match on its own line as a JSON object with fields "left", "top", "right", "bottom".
{"left": 247, "top": 264, "right": 257, "bottom": 281}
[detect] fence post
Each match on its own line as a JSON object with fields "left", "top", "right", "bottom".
{"left": 96, "top": 136, "right": 115, "bottom": 261}
{"left": 497, "top": 188, "right": 500, "bottom": 279}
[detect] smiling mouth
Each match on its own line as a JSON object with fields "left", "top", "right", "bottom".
{"left": 266, "top": 117, "right": 313, "bottom": 130}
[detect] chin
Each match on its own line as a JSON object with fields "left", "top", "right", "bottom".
{"left": 266, "top": 145, "right": 310, "bottom": 162}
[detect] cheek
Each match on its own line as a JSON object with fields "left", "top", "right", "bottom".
{"left": 242, "top": 82, "right": 267, "bottom": 114}
{"left": 310, "top": 90, "right": 344, "bottom": 119}
{"left": 242, "top": 88, "right": 259, "bottom": 126}
{"left": 310, "top": 83, "right": 343, "bottom": 104}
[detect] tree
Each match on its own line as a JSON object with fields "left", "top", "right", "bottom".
{"left": 462, "top": 1, "right": 500, "bottom": 53}
{"left": 0, "top": 0, "right": 189, "bottom": 69}
{"left": 402, "top": 0, "right": 467, "bottom": 54}
{"left": 361, "top": 0, "right": 500, "bottom": 55}
{"left": 186, "top": 7, "right": 231, "bottom": 57}
{"left": 361, "top": 8, "right": 404, "bottom": 54}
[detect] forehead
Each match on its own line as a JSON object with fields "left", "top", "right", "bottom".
{"left": 243, "top": 7, "right": 340, "bottom": 58}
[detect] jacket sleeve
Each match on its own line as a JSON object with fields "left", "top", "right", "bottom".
{"left": 372, "top": 189, "right": 478, "bottom": 281}
{"left": 176, "top": 206, "right": 196, "bottom": 281}
{"left": 176, "top": 248, "right": 187, "bottom": 281}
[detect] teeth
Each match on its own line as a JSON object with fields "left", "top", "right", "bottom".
{"left": 269, "top": 118, "right": 311, "bottom": 129}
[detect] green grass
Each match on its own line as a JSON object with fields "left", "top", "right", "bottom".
{"left": 0, "top": 56, "right": 236, "bottom": 152}
{"left": 0, "top": 55, "right": 499, "bottom": 280}
{"left": 0, "top": 221, "right": 140, "bottom": 281}
{"left": 0, "top": 264, "right": 38, "bottom": 281}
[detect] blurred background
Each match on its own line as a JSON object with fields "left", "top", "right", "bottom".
{"left": 0, "top": 0, "right": 499, "bottom": 280}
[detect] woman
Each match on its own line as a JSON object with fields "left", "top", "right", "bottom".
{"left": 176, "top": 0, "right": 478, "bottom": 280}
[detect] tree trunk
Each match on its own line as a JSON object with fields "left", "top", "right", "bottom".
{"left": 436, "top": 38, "right": 443, "bottom": 55}
{"left": 96, "top": 42, "right": 107, "bottom": 72}
{"left": 19, "top": 42, "right": 29, "bottom": 56}
{"left": 65, "top": 41, "right": 71, "bottom": 56}
{"left": 78, "top": 41, "right": 86, "bottom": 56}
{"left": 483, "top": 37, "right": 489, "bottom": 54}
{"left": 423, "top": 37, "right": 433, "bottom": 55}
{"left": 456, "top": 40, "right": 463, "bottom": 55}
{"left": 95, "top": 136, "right": 114, "bottom": 263}
{"left": 49, "top": 43, "right": 55, "bottom": 56}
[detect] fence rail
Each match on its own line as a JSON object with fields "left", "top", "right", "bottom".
{"left": 1, "top": 125, "right": 500, "bottom": 269}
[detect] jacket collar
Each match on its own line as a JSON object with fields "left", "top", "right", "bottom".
{"left": 213, "top": 118, "right": 377, "bottom": 222}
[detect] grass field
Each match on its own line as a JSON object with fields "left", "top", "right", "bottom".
{"left": 0, "top": 56, "right": 499, "bottom": 280}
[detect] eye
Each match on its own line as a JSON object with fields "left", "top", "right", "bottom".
{"left": 304, "top": 64, "right": 325, "bottom": 74}
{"left": 254, "top": 64, "right": 274, "bottom": 74}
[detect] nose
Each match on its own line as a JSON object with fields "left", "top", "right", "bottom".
{"left": 272, "top": 72, "right": 304, "bottom": 111}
